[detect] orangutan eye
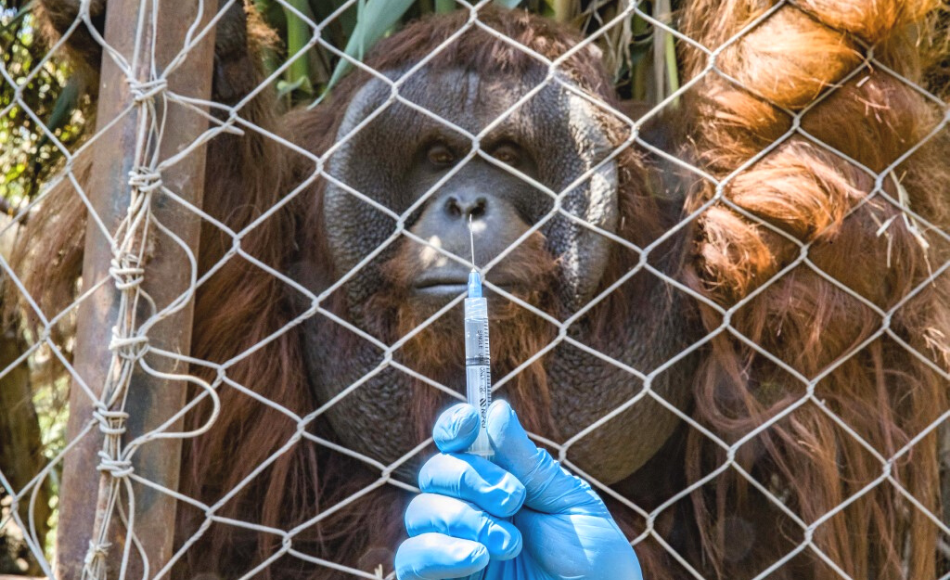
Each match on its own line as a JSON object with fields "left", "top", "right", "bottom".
{"left": 427, "top": 143, "right": 456, "bottom": 166}
{"left": 491, "top": 143, "right": 522, "bottom": 166}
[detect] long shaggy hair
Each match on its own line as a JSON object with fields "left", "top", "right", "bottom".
{"left": 12, "top": 2, "right": 950, "bottom": 579}
{"left": 677, "top": 1, "right": 950, "bottom": 578}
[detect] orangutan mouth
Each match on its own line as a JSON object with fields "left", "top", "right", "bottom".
{"left": 413, "top": 270, "right": 516, "bottom": 297}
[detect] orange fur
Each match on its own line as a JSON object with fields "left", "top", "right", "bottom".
{"left": 11, "top": 2, "right": 950, "bottom": 579}
{"left": 680, "top": 2, "right": 950, "bottom": 578}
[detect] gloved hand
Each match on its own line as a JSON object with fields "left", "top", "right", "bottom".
{"left": 395, "top": 400, "right": 644, "bottom": 580}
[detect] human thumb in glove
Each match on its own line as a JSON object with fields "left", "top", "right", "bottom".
{"left": 395, "top": 399, "right": 644, "bottom": 579}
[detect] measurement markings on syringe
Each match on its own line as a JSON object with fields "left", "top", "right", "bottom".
{"left": 463, "top": 215, "right": 495, "bottom": 464}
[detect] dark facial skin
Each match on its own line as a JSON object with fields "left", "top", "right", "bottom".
{"left": 302, "top": 65, "right": 698, "bottom": 485}
{"left": 405, "top": 139, "right": 543, "bottom": 299}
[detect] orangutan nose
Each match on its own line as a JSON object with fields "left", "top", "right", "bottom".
{"left": 443, "top": 194, "right": 488, "bottom": 221}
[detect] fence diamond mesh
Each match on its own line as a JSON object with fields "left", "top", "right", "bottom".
{"left": 1, "top": 0, "right": 949, "bottom": 579}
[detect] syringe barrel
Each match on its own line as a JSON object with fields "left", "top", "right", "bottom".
{"left": 464, "top": 296, "right": 492, "bottom": 458}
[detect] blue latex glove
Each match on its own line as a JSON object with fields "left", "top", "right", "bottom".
{"left": 395, "top": 400, "right": 644, "bottom": 580}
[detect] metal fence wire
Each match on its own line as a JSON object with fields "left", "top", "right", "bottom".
{"left": 1, "top": 0, "right": 949, "bottom": 579}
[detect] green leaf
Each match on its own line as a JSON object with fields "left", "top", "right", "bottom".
{"left": 318, "top": 0, "right": 415, "bottom": 102}
{"left": 493, "top": 0, "right": 522, "bottom": 7}
{"left": 277, "top": 76, "right": 310, "bottom": 99}
{"left": 43, "top": 74, "right": 80, "bottom": 135}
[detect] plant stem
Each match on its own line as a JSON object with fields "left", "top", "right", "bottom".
{"left": 631, "top": 11, "right": 649, "bottom": 102}
{"left": 283, "top": 0, "right": 314, "bottom": 95}
{"left": 665, "top": 21, "right": 680, "bottom": 108}
{"left": 553, "top": 0, "right": 575, "bottom": 22}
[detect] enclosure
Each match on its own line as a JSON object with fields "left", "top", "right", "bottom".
{"left": 1, "top": 0, "right": 950, "bottom": 579}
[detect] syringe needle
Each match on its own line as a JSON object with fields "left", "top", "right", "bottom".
{"left": 468, "top": 214, "right": 476, "bottom": 268}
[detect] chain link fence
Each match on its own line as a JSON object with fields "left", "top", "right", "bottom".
{"left": 1, "top": 0, "right": 949, "bottom": 579}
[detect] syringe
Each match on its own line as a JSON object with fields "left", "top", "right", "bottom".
{"left": 460, "top": 220, "right": 493, "bottom": 580}
{"left": 464, "top": 218, "right": 493, "bottom": 459}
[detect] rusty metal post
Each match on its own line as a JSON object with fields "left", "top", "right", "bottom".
{"left": 55, "top": 1, "right": 216, "bottom": 578}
